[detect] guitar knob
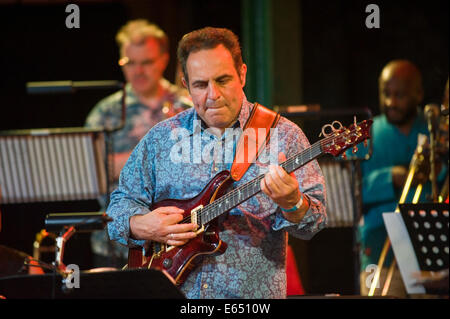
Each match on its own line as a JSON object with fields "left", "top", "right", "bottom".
{"left": 352, "top": 145, "right": 358, "bottom": 153}
{"left": 364, "top": 140, "right": 368, "bottom": 148}
{"left": 162, "top": 258, "right": 173, "bottom": 269}
{"left": 341, "top": 153, "right": 347, "bottom": 160}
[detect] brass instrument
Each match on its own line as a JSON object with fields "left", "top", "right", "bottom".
{"left": 368, "top": 134, "right": 428, "bottom": 296}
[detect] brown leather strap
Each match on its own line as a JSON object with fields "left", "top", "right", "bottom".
{"left": 230, "top": 103, "right": 280, "bottom": 181}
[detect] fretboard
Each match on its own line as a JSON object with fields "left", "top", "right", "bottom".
{"left": 199, "top": 140, "right": 324, "bottom": 224}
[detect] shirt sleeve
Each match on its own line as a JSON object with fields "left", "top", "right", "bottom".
{"left": 106, "top": 133, "right": 155, "bottom": 247}
{"left": 361, "top": 164, "right": 396, "bottom": 206}
{"left": 85, "top": 101, "right": 105, "bottom": 128}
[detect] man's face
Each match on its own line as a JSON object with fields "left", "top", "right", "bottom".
{"left": 120, "top": 38, "right": 168, "bottom": 96}
{"left": 379, "top": 75, "right": 420, "bottom": 126}
{"left": 183, "top": 44, "right": 247, "bottom": 131}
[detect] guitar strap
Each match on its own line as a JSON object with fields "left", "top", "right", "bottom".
{"left": 128, "top": 103, "right": 279, "bottom": 268}
{"left": 230, "top": 103, "right": 280, "bottom": 181}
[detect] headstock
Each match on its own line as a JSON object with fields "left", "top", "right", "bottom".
{"left": 320, "top": 119, "right": 373, "bottom": 157}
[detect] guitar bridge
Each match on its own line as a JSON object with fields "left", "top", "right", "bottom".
{"left": 152, "top": 242, "right": 175, "bottom": 258}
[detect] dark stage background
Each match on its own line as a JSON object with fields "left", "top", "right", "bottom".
{"left": 0, "top": 0, "right": 448, "bottom": 296}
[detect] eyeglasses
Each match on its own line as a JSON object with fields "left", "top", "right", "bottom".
{"left": 118, "top": 56, "right": 160, "bottom": 68}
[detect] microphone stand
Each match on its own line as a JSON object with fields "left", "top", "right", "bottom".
{"left": 103, "top": 82, "right": 127, "bottom": 207}
{"left": 428, "top": 114, "right": 438, "bottom": 202}
{"left": 424, "top": 104, "right": 440, "bottom": 202}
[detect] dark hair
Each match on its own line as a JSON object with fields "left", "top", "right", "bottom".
{"left": 177, "top": 27, "right": 243, "bottom": 85}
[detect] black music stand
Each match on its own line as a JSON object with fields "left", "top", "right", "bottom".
{"left": 0, "top": 268, "right": 185, "bottom": 299}
{"left": 399, "top": 203, "right": 449, "bottom": 294}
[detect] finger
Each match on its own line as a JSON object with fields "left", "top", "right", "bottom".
{"left": 278, "top": 152, "right": 297, "bottom": 179}
{"left": 265, "top": 166, "right": 282, "bottom": 194}
{"left": 274, "top": 165, "right": 296, "bottom": 187}
{"left": 269, "top": 165, "right": 297, "bottom": 194}
{"left": 166, "top": 228, "right": 198, "bottom": 246}
{"left": 278, "top": 151, "right": 287, "bottom": 163}
{"left": 155, "top": 206, "right": 184, "bottom": 215}
{"left": 163, "top": 213, "right": 184, "bottom": 225}
{"left": 260, "top": 176, "right": 272, "bottom": 196}
{"left": 167, "top": 222, "right": 199, "bottom": 234}
{"left": 169, "top": 231, "right": 198, "bottom": 240}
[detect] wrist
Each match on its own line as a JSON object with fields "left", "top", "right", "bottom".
{"left": 280, "top": 192, "right": 303, "bottom": 213}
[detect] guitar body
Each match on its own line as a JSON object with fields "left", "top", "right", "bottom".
{"left": 128, "top": 170, "right": 232, "bottom": 285}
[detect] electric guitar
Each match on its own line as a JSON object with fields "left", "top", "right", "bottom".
{"left": 127, "top": 119, "right": 373, "bottom": 285}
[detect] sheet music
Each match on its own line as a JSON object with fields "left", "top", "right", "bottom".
{"left": 382, "top": 212, "right": 426, "bottom": 294}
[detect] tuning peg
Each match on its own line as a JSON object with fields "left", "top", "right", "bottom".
{"left": 341, "top": 153, "right": 347, "bottom": 160}
{"left": 352, "top": 145, "right": 358, "bottom": 154}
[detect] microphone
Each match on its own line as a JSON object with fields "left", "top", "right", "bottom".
{"left": 26, "top": 80, "right": 123, "bottom": 94}
{"left": 45, "top": 212, "right": 112, "bottom": 233}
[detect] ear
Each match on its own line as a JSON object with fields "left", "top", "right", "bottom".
{"left": 181, "top": 77, "right": 189, "bottom": 90}
{"left": 239, "top": 64, "right": 247, "bottom": 87}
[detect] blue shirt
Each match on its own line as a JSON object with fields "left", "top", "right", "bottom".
{"left": 107, "top": 98, "right": 327, "bottom": 298}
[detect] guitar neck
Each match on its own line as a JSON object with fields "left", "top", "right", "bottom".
{"left": 200, "top": 141, "right": 324, "bottom": 224}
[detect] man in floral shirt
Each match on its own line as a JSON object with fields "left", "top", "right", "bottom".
{"left": 107, "top": 27, "right": 326, "bottom": 298}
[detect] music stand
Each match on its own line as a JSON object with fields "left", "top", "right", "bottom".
{"left": 399, "top": 203, "right": 449, "bottom": 272}
{"left": 0, "top": 268, "right": 185, "bottom": 299}
{"left": 384, "top": 203, "right": 449, "bottom": 295}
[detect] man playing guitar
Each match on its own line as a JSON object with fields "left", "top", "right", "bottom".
{"left": 106, "top": 27, "right": 329, "bottom": 299}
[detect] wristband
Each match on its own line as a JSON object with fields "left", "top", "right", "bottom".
{"left": 280, "top": 193, "right": 303, "bottom": 213}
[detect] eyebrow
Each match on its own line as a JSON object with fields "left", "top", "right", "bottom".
{"left": 191, "top": 74, "right": 234, "bottom": 87}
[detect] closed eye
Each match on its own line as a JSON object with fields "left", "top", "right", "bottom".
{"left": 192, "top": 81, "right": 208, "bottom": 89}
{"left": 216, "top": 75, "right": 232, "bottom": 85}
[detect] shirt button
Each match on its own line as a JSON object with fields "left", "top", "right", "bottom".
{"left": 203, "top": 283, "right": 208, "bottom": 289}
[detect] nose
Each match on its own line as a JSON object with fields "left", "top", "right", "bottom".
{"left": 384, "top": 96, "right": 397, "bottom": 108}
{"left": 207, "top": 82, "right": 220, "bottom": 100}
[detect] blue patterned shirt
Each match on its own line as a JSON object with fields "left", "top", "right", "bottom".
{"left": 107, "top": 97, "right": 327, "bottom": 298}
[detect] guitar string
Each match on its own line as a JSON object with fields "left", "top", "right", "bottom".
{"left": 179, "top": 126, "right": 362, "bottom": 225}
{"left": 178, "top": 123, "right": 366, "bottom": 225}
{"left": 178, "top": 137, "right": 325, "bottom": 225}
{"left": 179, "top": 142, "right": 320, "bottom": 225}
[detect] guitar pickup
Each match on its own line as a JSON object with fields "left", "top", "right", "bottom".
{"left": 191, "top": 205, "right": 205, "bottom": 235}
